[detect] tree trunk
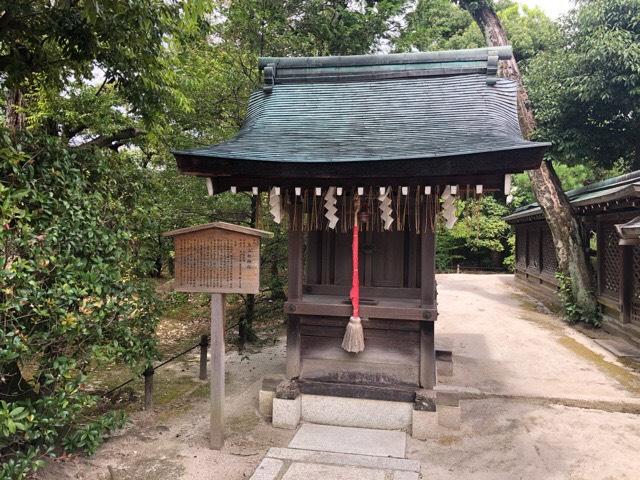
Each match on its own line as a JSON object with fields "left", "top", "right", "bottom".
{"left": 5, "top": 87, "right": 25, "bottom": 135}
{"left": 457, "top": 0, "right": 598, "bottom": 317}
{"left": 0, "top": 361, "right": 34, "bottom": 401}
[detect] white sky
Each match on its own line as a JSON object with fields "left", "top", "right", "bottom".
{"left": 519, "top": 0, "right": 575, "bottom": 19}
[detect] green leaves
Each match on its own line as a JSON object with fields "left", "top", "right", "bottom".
{"left": 527, "top": 0, "right": 640, "bottom": 170}
{"left": 0, "top": 132, "right": 158, "bottom": 478}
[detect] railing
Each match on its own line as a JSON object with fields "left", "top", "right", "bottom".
{"left": 103, "top": 320, "right": 241, "bottom": 410}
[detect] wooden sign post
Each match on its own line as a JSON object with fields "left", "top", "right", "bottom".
{"left": 163, "top": 222, "right": 272, "bottom": 450}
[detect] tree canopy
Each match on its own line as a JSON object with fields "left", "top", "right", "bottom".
{"left": 526, "top": 0, "right": 640, "bottom": 170}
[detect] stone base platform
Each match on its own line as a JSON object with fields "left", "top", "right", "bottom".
{"left": 265, "top": 385, "right": 462, "bottom": 435}
{"left": 250, "top": 424, "right": 420, "bottom": 480}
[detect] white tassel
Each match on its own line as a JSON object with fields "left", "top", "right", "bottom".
{"left": 341, "top": 316, "right": 365, "bottom": 353}
{"left": 378, "top": 187, "right": 394, "bottom": 230}
{"left": 441, "top": 186, "right": 458, "bottom": 229}
{"left": 269, "top": 187, "right": 282, "bottom": 224}
{"left": 324, "top": 187, "right": 339, "bottom": 229}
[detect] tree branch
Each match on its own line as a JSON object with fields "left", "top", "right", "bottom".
{"left": 76, "top": 127, "right": 145, "bottom": 150}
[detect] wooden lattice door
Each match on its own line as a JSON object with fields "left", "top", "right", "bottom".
{"left": 599, "top": 222, "right": 622, "bottom": 299}
{"left": 631, "top": 246, "right": 640, "bottom": 326}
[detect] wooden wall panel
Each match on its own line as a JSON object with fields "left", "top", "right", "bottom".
{"left": 299, "top": 318, "right": 421, "bottom": 387}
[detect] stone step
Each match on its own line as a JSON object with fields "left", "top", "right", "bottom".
{"left": 266, "top": 447, "right": 420, "bottom": 472}
{"left": 251, "top": 455, "right": 420, "bottom": 480}
{"left": 288, "top": 423, "right": 407, "bottom": 458}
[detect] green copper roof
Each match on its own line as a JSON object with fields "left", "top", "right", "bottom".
{"left": 174, "top": 47, "right": 549, "bottom": 166}
{"left": 504, "top": 170, "right": 640, "bottom": 222}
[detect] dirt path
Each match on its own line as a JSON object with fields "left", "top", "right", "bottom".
{"left": 38, "top": 274, "right": 640, "bottom": 480}
{"left": 407, "top": 274, "right": 640, "bottom": 479}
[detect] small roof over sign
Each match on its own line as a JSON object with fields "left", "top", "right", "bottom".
{"left": 616, "top": 217, "right": 640, "bottom": 245}
{"left": 162, "top": 221, "right": 273, "bottom": 239}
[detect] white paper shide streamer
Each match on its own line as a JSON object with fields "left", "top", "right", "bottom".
{"left": 441, "top": 186, "right": 458, "bottom": 229}
{"left": 269, "top": 187, "right": 282, "bottom": 224}
{"left": 323, "top": 187, "right": 339, "bottom": 229}
{"left": 378, "top": 187, "right": 394, "bottom": 230}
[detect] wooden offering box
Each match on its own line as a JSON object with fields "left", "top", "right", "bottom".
{"left": 163, "top": 222, "right": 272, "bottom": 294}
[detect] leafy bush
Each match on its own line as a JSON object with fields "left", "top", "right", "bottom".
{"left": 0, "top": 132, "right": 159, "bottom": 478}
{"left": 556, "top": 272, "right": 601, "bottom": 326}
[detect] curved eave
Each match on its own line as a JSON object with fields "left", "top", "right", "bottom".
{"left": 174, "top": 143, "right": 548, "bottom": 184}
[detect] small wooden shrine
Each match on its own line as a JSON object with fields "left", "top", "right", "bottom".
{"left": 505, "top": 170, "right": 640, "bottom": 348}
{"left": 173, "top": 47, "right": 548, "bottom": 403}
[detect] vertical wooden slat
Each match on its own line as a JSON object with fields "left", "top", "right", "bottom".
{"left": 537, "top": 225, "right": 543, "bottom": 274}
{"left": 199, "top": 334, "right": 209, "bottom": 380}
{"left": 210, "top": 293, "right": 225, "bottom": 450}
{"left": 420, "top": 321, "right": 436, "bottom": 389}
{"left": 420, "top": 225, "right": 436, "bottom": 306}
{"left": 143, "top": 367, "right": 154, "bottom": 411}
{"left": 287, "top": 203, "right": 303, "bottom": 378}
{"left": 420, "top": 216, "right": 436, "bottom": 388}
{"left": 621, "top": 245, "right": 633, "bottom": 324}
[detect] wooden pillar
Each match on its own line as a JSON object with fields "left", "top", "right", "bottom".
{"left": 287, "top": 201, "right": 303, "bottom": 379}
{"left": 199, "top": 334, "right": 209, "bottom": 380}
{"left": 143, "top": 367, "right": 154, "bottom": 411}
{"left": 210, "top": 293, "right": 225, "bottom": 450}
{"left": 621, "top": 245, "right": 633, "bottom": 324}
{"left": 421, "top": 224, "right": 436, "bottom": 306}
{"left": 420, "top": 222, "right": 437, "bottom": 389}
{"left": 420, "top": 322, "right": 436, "bottom": 389}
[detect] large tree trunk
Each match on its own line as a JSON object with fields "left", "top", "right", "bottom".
{"left": 5, "top": 87, "right": 25, "bottom": 134}
{"left": 457, "top": 0, "right": 598, "bottom": 317}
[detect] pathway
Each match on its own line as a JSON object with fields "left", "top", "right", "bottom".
{"left": 251, "top": 424, "right": 419, "bottom": 480}
{"left": 39, "top": 274, "right": 640, "bottom": 480}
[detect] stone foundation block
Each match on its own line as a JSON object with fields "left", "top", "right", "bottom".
{"left": 436, "top": 349, "right": 453, "bottom": 377}
{"left": 258, "top": 389, "right": 275, "bottom": 418}
{"left": 437, "top": 404, "right": 461, "bottom": 430}
{"left": 411, "top": 409, "right": 438, "bottom": 440}
{"left": 272, "top": 396, "right": 301, "bottom": 429}
{"left": 301, "top": 394, "right": 412, "bottom": 430}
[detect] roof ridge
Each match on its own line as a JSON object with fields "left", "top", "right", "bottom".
{"left": 258, "top": 47, "right": 513, "bottom": 90}
{"left": 565, "top": 169, "right": 640, "bottom": 199}
{"left": 258, "top": 47, "right": 512, "bottom": 69}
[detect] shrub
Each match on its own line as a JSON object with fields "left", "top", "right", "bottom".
{"left": 0, "top": 132, "right": 159, "bottom": 479}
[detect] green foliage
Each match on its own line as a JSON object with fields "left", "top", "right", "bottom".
{"left": 62, "top": 410, "right": 127, "bottom": 455}
{"left": 0, "top": 0, "right": 213, "bottom": 120}
{"left": 556, "top": 272, "right": 601, "bottom": 326}
{"left": 395, "top": 0, "right": 559, "bottom": 63}
{"left": 527, "top": 0, "right": 640, "bottom": 170}
{"left": 510, "top": 162, "right": 626, "bottom": 208}
{"left": 220, "top": 0, "right": 408, "bottom": 57}
{"left": 436, "top": 196, "right": 511, "bottom": 271}
{"left": 0, "top": 132, "right": 159, "bottom": 478}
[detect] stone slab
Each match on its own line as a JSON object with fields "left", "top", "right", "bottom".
{"left": 266, "top": 447, "right": 420, "bottom": 472}
{"left": 393, "top": 471, "right": 420, "bottom": 480}
{"left": 273, "top": 397, "right": 301, "bottom": 429}
{"left": 438, "top": 404, "right": 461, "bottom": 430}
{"left": 437, "top": 359, "right": 454, "bottom": 376}
{"left": 258, "top": 389, "right": 274, "bottom": 418}
{"left": 594, "top": 338, "right": 640, "bottom": 357}
{"left": 301, "top": 394, "right": 412, "bottom": 430}
{"left": 411, "top": 409, "right": 438, "bottom": 440}
{"left": 281, "top": 462, "right": 386, "bottom": 480}
{"left": 288, "top": 424, "right": 406, "bottom": 458}
{"left": 249, "top": 458, "right": 284, "bottom": 480}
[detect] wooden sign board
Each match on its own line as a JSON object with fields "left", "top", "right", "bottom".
{"left": 163, "top": 222, "right": 273, "bottom": 295}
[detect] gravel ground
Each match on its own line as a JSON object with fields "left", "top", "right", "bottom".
{"left": 38, "top": 274, "right": 640, "bottom": 480}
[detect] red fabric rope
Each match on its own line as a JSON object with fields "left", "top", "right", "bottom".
{"left": 350, "top": 224, "right": 360, "bottom": 318}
